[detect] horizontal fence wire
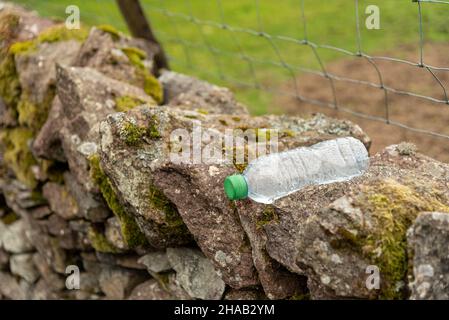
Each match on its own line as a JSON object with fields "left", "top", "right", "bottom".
{"left": 142, "top": 0, "right": 449, "bottom": 140}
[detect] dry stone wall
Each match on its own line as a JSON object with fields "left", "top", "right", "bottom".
{"left": 0, "top": 3, "right": 448, "bottom": 300}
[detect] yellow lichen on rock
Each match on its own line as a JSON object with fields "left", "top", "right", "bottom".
{"left": 114, "top": 95, "right": 146, "bottom": 113}
{"left": 87, "top": 226, "right": 121, "bottom": 253}
{"left": 121, "top": 46, "right": 163, "bottom": 104}
{"left": 355, "top": 178, "right": 449, "bottom": 299}
{"left": 0, "top": 54, "right": 21, "bottom": 111}
{"left": 0, "top": 127, "right": 37, "bottom": 187}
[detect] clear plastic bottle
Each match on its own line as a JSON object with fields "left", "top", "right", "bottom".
{"left": 224, "top": 136, "right": 369, "bottom": 204}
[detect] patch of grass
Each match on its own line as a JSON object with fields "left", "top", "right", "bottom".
{"left": 12, "top": 0, "right": 449, "bottom": 114}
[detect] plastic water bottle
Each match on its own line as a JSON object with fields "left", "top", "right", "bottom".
{"left": 224, "top": 137, "right": 369, "bottom": 204}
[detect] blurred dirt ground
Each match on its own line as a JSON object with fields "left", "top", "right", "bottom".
{"left": 278, "top": 43, "right": 449, "bottom": 163}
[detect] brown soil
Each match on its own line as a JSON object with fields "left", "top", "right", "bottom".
{"left": 277, "top": 43, "right": 449, "bottom": 163}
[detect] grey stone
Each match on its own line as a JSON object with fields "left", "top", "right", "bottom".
{"left": 63, "top": 171, "right": 110, "bottom": 222}
{"left": 138, "top": 251, "right": 171, "bottom": 273}
{"left": 0, "top": 95, "right": 16, "bottom": 126}
{"left": 2, "top": 179, "right": 46, "bottom": 214}
{"left": 127, "top": 279, "right": 173, "bottom": 300}
{"left": 0, "top": 271, "right": 27, "bottom": 299}
{"left": 38, "top": 214, "right": 84, "bottom": 250}
{"left": 1, "top": 219, "right": 34, "bottom": 253}
{"left": 408, "top": 212, "right": 449, "bottom": 300}
{"left": 14, "top": 38, "right": 81, "bottom": 110}
{"left": 98, "top": 108, "right": 194, "bottom": 249}
{"left": 26, "top": 225, "right": 67, "bottom": 274}
{"left": 0, "top": 221, "right": 5, "bottom": 248}
{"left": 32, "top": 252, "right": 65, "bottom": 290}
{"left": 166, "top": 247, "right": 226, "bottom": 300}
{"left": 98, "top": 266, "right": 148, "bottom": 299}
{"left": 10, "top": 253, "right": 39, "bottom": 283}
{"left": 31, "top": 278, "right": 62, "bottom": 300}
{"left": 75, "top": 27, "right": 160, "bottom": 88}
{"left": 54, "top": 65, "right": 155, "bottom": 193}
{"left": 156, "top": 272, "right": 192, "bottom": 300}
{"left": 29, "top": 205, "right": 52, "bottom": 220}
{"left": 159, "top": 70, "right": 249, "bottom": 115}
{"left": 105, "top": 216, "right": 128, "bottom": 250}
{"left": 79, "top": 272, "right": 101, "bottom": 294}
{"left": 236, "top": 200, "right": 308, "bottom": 299}
{"left": 0, "top": 248, "right": 9, "bottom": 270}
{"left": 33, "top": 97, "right": 66, "bottom": 161}
{"left": 263, "top": 145, "right": 449, "bottom": 299}
{"left": 94, "top": 252, "right": 146, "bottom": 270}
{"left": 42, "top": 182, "right": 80, "bottom": 220}
{"left": 99, "top": 105, "right": 370, "bottom": 288}
{"left": 224, "top": 288, "right": 266, "bottom": 300}
{"left": 0, "top": 3, "right": 55, "bottom": 45}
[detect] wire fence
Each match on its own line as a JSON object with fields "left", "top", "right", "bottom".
{"left": 137, "top": 0, "right": 449, "bottom": 140}
{"left": 14, "top": 0, "right": 449, "bottom": 141}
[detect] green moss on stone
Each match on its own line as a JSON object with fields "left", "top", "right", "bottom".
{"left": 281, "top": 129, "right": 296, "bottom": 138}
{"left": 148, "top": 184, "right": 182, "bottom": 227}
{"left": 37, "top": 25, "right": 88, "bottom": 43}
{"left": 0, "top": 54, "right": 21, "bottom": 110}
{"left": 142, "top": 70, "right": 163, "bottom": 104}
{"left": 147, "top": 115, "right": 161, "bottom": 139}
{"left": 87, "top": 226, "right": 121, "bottom": 253}
{"left": 8, "top": 40, "right": 36, "bottom": 55}
{"left": 196, "top": 108, "right": 209, "bottom": 115}
{"left": 1, "top": 212, "right": 19, "bottom": 225}
{"left": 97, "top": 24, "right": 121, "bottom": 41}
{"left": 353, "top": 179, "right": 449, "bottom": 299}
{"left": 115, "top": 95, "right": 145, "bottom": 113}
{"left": 40, "top": 159, "right": 66, "bottom": 184}
{"left": 121, "top": 47, "right": 163, "bottom": 104}
{"left": 256, "top": 205, "right": 279, "bottom": 229}
{"left": 289, "top": 293, "right": 311, "bottom": 300}
{"left": 10, "top": 24, "right": 88, "bottom": 56}
{"left": 88, "top": 154, "right": 147, "bottom": 248}
{"left": 148, "top": 184, "right": 191, "bottom": 242}
{"left": 121, "top": 47, "right": 147, "bottom": 61}
{"left": 0, "top": 127, "right": 37, "bottom": 188}
{"left": 121, "top": 121, "right": 146, "bottom": 146}
{"left": 17, "top": 86, "right": 55, "bottom": 132}
{"left": 120, "top": 116, "right": 161, "bottom": 146}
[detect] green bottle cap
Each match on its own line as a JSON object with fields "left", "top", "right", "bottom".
{"left": 224, "top": 174, "right": 248, "bottom": 200}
